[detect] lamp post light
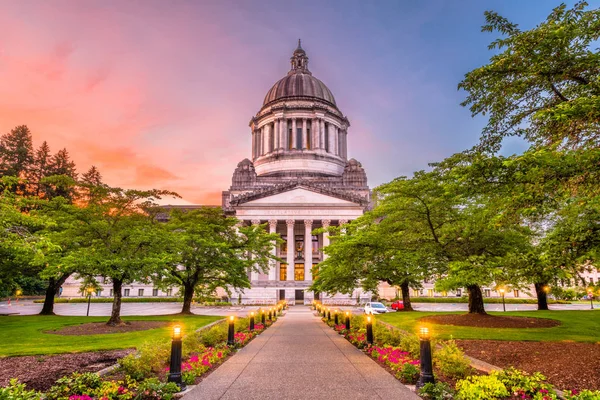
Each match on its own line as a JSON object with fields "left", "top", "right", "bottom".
{"left": 86, "top": 287, "right": 94, "bottom": 317}
{"left": 345, "top": 311, "right": 350, "bottom": 330}
{"left": 249, "top": 312, "right": 255, "bottom": 331}
{"left": 268, "top": 308, "right": 273, "bottom": 321}
{"left": 261, "top": 308, "right": 266, "bottom": 325}
{"left": 15, "top": 289, "right": 22, "bottom": 304}
{"left": 366, "top": 315, "right": 374, "bottom": 345}
{"left": 327, "top": 308, "right": 331, "bottom": 321}
{"left": 588, "top": 289, "right": 594, "bottom": 310}
{"left": 167, "top": 325, "right": 186, "bottom": 391}
{"left": 416, "top": 327, "right": 435, "bottom": 389}
{"left": 499, "top": 287, "right": 506, "bottom": 312}
{"left": 334, "top": 309, "right": 339, "bottom": 325}
{"left": 227, "top": 316, "right": 235, "bottom": 346}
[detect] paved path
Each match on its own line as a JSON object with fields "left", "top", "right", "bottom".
{"left": 183, "top": 307, "right": 419, "bottom": 400}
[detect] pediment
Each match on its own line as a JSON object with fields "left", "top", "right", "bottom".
{"left": 242, "top": 187, "right": 358, "bottom": 206}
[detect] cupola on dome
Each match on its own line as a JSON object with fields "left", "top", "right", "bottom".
{"left": 262, "top": 40, "right": 337, "bottom": 107}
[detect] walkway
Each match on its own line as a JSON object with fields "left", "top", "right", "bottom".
{"left": 183, "top": 307, "right": 419, "bottom": 400}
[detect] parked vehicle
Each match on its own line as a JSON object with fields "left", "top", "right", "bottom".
{"left": 390, "top": 300, "right": 405, "bottom": 311}
{"left": 364, "top": 302, "right": 389, "bottom": 314}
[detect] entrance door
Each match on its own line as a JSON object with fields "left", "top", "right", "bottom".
{"left": 295, "top": 290, "right": 304, "bottom": 304}
{"left": 279, "top": 289, "right": 285, "bottom": 301}
{"left": 314, "top": 292, "right": 320, "bottom": 301}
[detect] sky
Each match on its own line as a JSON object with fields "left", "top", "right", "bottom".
{"left": 0, "top": 0, "right": 579, "bottom": 205}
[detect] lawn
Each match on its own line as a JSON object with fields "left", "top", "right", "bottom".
{"left": 0, "top": 314, "right": 222, "bottom": 357}
{"left": 378, "top": 310, "right": 600, "bottom": 342}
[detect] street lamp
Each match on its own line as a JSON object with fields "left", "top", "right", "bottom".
{"left": 499, "top": 287, "right": 506, "bottom": 312}
{"left": 15, "top": 289, "right": 22, "bottom": 304}
{"left": 334, "top": 309, "right": 339, "bottom": 325}
{"left": 261, "top": 308, "right": 266, "bottom": 325}
{"left": 86, "top": 287, "right": 94, "bottom": 317}
{"left": 227, "top": 316, "right": 235, "bottom": 346}
{"left": 167, "top": 325, "right": 186, "bottom": 391}
{"left": 366, "top": 315, "right": 374, "bottom": 345}
{"left": 588, "top": 288, "right": 594, "bottom": 310}
{"left": 249, "top": 312, "right": 255, "bottom": 331}
{"left": 345, "top": 311, "right": 350, "bottom": 330}
{"left": 327, "top": 308, "right": 331, "bottom": 321}
{"left": 416, "top": 327, "right": 435, "bottom": 389}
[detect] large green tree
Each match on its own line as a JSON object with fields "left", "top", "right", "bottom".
{"left": 161, "top": 209, "right": 281, "bottom": 314}
{"left": 460, "top": 1, "right": 600, "bottom": 152}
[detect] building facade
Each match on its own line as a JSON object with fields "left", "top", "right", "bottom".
{"left": 221, "top": 41, "right": 371, "bottom": 305}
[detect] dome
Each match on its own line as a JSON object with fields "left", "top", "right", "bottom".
{"left": 262, "top": 40, "right": 337, "bottom": 107}
{"left": 263, "top": 73, "right": 337, "bottom": 106}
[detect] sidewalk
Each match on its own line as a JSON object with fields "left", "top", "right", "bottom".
{"left": 183, "top": 307, "right": 419, "bottom": 400}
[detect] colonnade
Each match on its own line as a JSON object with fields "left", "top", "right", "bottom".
{"left": 252, "top": 118, "right": 347, "bottom": 159}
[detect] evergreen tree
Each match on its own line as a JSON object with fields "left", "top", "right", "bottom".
{"left": 46, "top": 148, "right": 78, "bottom": 201}
{"left": 0, "top": 125, "right": 34, "bottom": 193}
{"left": 32, "top": 141, "right": 53, "bottom": 197}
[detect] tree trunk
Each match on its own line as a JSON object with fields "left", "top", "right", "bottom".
{"left": 180, "top": 283, "right": 195, "bottom": 315}
{"left": 39, "top": 274, "right": 70, "bottom": 315}
{"left": 467, "top": 284, "right": 486, "bottom": 314}
{"left": 534, "top": 282, "right": 549, "bottom": 311}
{"left": 400, "top": 281, "right": 414, "bottom": 311}
{"left": 107, "top": 279, "right": 124, "bottom": 326}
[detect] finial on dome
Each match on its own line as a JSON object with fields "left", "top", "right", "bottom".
{"left": 297, "top": 38, "right": 302, "bottom": 50}
{"left": 290, "top": 39, "right": 309, "bottom": 73}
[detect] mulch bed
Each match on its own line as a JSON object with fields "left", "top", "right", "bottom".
{"left": 0, "top": 349, "right": 133, "bottom": 391}
{"left": 457, "top": 340, "right": 600, "bottom": 391}
{"left": 419, "top": 313, "right": 560, "bottom": 329}
{"left": 48, "top": 321, "right": 169, "bottom": 335}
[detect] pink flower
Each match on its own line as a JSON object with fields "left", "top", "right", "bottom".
{"left": 217, "top": 352, "right": 223, "bottom": 358}
{"left": 189, "top": 355, "right": 199, "bottom": 363}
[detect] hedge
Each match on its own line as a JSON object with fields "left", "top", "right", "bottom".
{"left": 33, "top": 297, "right": 232, "bottom": 305}
{"left": 385, "top": 297, "right": 570, "bottom": 305}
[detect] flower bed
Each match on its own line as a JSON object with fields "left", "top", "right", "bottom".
{"left": 1, "top": 313, "right": 278, "bottom": 399}
{"left": 317, "top": 312, "right": 600, "bottom": 400}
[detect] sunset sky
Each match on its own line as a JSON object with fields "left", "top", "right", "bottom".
{"left": 0, "top": 0, "right": 574, "bottom": 205}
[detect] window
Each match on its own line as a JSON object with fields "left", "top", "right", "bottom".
{"left": 412, "top": 289, "right": 419, "bottom": 297}
{"left": 124, "top": 289, "right": 130, "bottom": 297}
{"left": 427, "top": 289, "right": 434, "bottom": 297}
{"left": 484, "top": 289, "right": 491, "bottom": 297}
{"left": 269, "top": 124, "right": 275, "bottom": 151}
{"left": 138, "top": 289, "right": 144, "bottom": 297}
{"left": 280, "top": 235, "right": 288, "bottom": 256}
{"left": 296, "top": 128, "right": 302, "bottom": 149}
{"left": 96, "top": 289, "right": 102, "bottom": 297}
{"left": 311, "top": 235, "right": 319, "bottom": 256}
{"left": 294, "top": 263, "right": 304, "bottom": 281}
{"left": 153, "top": 288, "right": 159, "bottom": 296}
{"left": 307, "top": 128, "right": 311, "bottom": 149}
{"left": 456, "top": 289, "right": 462, "bottom": 297}
{"left": 288, "top": 127, "right": 293, "bottom": 149}
{"left": 280, "top": 263, "right": 287, "bottom": 281}
{"left": 110, "top": 289, "right": 114, "bottom": 297}
{"left": 513, "top": 290, "right": 519, "bottom": 298}
{"left": 166, "top": 288, "right": 173, "bottom": 296}
{"left": 294, "top": 235, "right": 304, "bottom": 260}
{"left": 324, "top": 124, "right": 329, "bottom": 152}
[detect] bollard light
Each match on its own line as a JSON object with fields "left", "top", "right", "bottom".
{"left": 366, "top": 315, "right": 374, "bottom": 345}
{"left": 345, "top": 311, "right": 350, "bottom": 330}
{"left": 268, "top": 308, "right": 273, "bottom": 321}
{"left": 334, "top": 309, "right": 339, "bottom": 325}
{"left": 327, "top": 308, "right": 331, "bottom": 321}
{"left": 168, "top": 325, "right": 186, "bottom": 391}
{"left": 261, "top": 308, "right": 266, "bottom": 324}
{"left": 416, "top": 326, "right": 434, "bottom": 389}
{"left": 227, "top": 316, "right": 235, "bottom": 346}
{"left": 249, "top": 312, "right": 255, "bottom": 331}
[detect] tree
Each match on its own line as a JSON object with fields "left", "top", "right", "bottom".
{"left": 0, "top": 125, "right": 34, "bottom": 194}
{"left": 32, "top": 141, "right": 53, "bottom": 198}
{"left": 460, "top": 2, "right": 600, "bottom": 152}
{"left": 45, "top": 148, "right": 78, "bottom": 201}
{"left": 59, "top": 185, "right": 176, "bottom": 325}
{"left": 161, "top": 209, "right": 280, "bottom": 314}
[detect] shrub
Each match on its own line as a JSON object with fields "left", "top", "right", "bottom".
{"left": 135, "top": 378, "right": 179, "bottom": 400}
{"left": 493, "top": 367, "right": 556, "bottom": 398}
{"left": 399, "top": 333, "right": 421, "bottom": 359}
{"left": 434, "top": 340, "right": 472, "bottom": 379}
{"left": 196, "top": 324, "right": 228, "bottom": 348}
{"left": 0, "top": 379, "right": 42, "bottom": 400}
{"left": 373, "top": 323, "right": 403, "bottom": 347}
{"left": 46, "top": 372, "right": 102, "bottom": 400}
{"left": 118, "top": 340, "right": 170, "bottom": 380}
{"left": 419, "top": 382, "right": 455, "bottom": 400}
{"left": 396, "top": 362, "right": 420, "bottom": 384}
{"left": 564, "top": 390, "right": 600, "bottom": 400}
{"left": 455, "top": 375, "right": 510, "bottom": 400}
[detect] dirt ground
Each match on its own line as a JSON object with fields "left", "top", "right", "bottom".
{"left": 48, "top": 321, "right": 169, "bottom": 335}
{"left": 0, "top": 349, "right": 133, "bottom": 391}
{"left": 420, "top": 313, "right": 560, "bottom": 329}
{"left": 457, "top": 340, "right": 600, "bottom": 391}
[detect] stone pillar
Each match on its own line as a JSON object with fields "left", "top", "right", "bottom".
{"left": 343, "top": 130, "right": 348, "bottom": 159}
{"left": 320, "top": 120, "right": 326, "bottom": 150}
{"left": 251, "top": 130, "right": 255, "bottom": 159}
{"left": 291, "top": 119, "right": 297, "bottom": 150}
{"left": 332, "top": 125, "right": 338, "bottom": 155}
{"left": 310, "top": 119, "right": 317, "bottom": 149}
{"left": 279, "top": 118, "right": 284, "bottom": 150}
{"left": 263, "top": 125, "right": 270, "bottom": 155}
{"left": 286, "top": 220, "right": 295, "bottom": 281}
{"left": 302, "top": 119, "right": 308, "bottom": 149}
{"left": 273, "top": 120, "right": 279, "bottom": 150}
{"left": 268, "top": 219, "right": 278, "bottom": 281}
{"left": 304, "top": 220, "right": 313, "bottom": 281}
{"left": 322, "top": 219, "right": 330, "bottom": 260}
{"left": 251, "top": 219, "right": 261, "bottom": 281}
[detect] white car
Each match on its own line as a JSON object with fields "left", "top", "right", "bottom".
{"left": 364, "top": 302, "right": 389, "bottom": 315}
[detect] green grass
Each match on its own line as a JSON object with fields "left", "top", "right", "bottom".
{"left": 378, "top": 310, "right": 600, "bottom": 343}
{"left": 0, "top": 315, "right": 222, "bottom": 357}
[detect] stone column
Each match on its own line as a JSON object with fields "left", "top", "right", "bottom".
{"left": 304, "top": 220, "right": 313, "bottom": 281}
{"left": 322, "top": 219, "right": 330, "bottom": 260}
{"left": 310, "top": 119, "right": 317, "bottom": 149}
{"left": 250, "top": 219, "right": 261, "bottom": 281}
{"left": 251, "top": 130, "right": 255, "bottom": 159}
{"left": 286, "top": 220, "right": 295, "bottom": 281}
{"left": 343, "top": 130, "right": 348, "bottom": 158}
{"left": 264, "top": 125, "right": 270, "bottom": 155}
{"left": 332, "top": 125, "right": 338, "bottom": 155}
{"left": 291, "top": 119, "right": 297, "bottom": 150}
{"left": 302, "top": 119, "right": 308, "bottom": 149}
{"left": 282, "top": 119, "right": 288, "bottom": 150}
{"left": 320, "top": 120, "right": 326, "bottom": 150}
{"left": 268, "top": 219, "right": 278, "bottom": 281}
{"left": 273, "top": 120, "right": 279, "bottom": 150}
